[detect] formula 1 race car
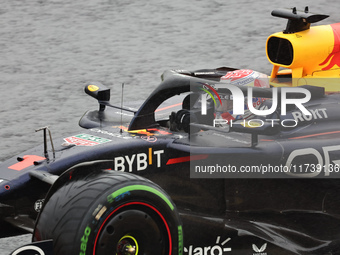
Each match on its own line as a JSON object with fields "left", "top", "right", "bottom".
{"left": 2, "top": 7, "right": 340, "bottom": 255}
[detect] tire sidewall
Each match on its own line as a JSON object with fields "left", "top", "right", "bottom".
{"left": 76, "top": 179, "right": 182, "bottom": 255}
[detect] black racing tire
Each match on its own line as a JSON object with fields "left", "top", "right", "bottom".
{"left": 33, "top": 170, "right": 183, "bottom": 255}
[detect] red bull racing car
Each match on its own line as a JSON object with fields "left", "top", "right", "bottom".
{"left": 2, "top": 7, "right": 340, "bottom": 255}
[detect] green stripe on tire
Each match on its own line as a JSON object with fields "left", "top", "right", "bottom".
{"left": 107, "top": 185, "right": 174, "bottom": 210}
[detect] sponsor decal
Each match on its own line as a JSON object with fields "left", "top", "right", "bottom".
{"left": 141, "top": 135, "right": 157, "bottom": 143}
{"left": 292, "top": 108, "right": 328, "bottom": 123}
{"left": 113, "top": 148, "right": 164, "bottom": 172}
{"left": 63, "top": 134, "right": 111, "bottom": 146}
{"left": 252, "top": 243, "right": 267, "bottom": 255}
{"left": 80, "top": 226, "right": 91, "bottom": 255}
{"left": 87, "top": 85, "right": 99, "bottom": 92}
{"left": 184, "top": 236, "right": 231, "bottom": 255}
{"left": 34, "top": 199, "right": 45, "bottom": 212}
{"left": 285, "top": 145, "right": 340, "bottom": 177}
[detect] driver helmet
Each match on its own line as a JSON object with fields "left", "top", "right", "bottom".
{"left": 215, "top": 69, "right": 270, "bottom": 122}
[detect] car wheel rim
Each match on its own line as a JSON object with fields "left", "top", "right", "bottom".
{"left": 93, "top": 202, "right": 172, "bottom": 255}
{"left": 117, "top": 235, "right": 139, "bottom": 255}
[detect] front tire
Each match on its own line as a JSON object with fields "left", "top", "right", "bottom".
{"left": 33, "top": 170, "right": 183, "bottom": 255}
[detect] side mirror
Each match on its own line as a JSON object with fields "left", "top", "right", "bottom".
{"left": 84, "top": 83, "right": 110, "bottom": 111}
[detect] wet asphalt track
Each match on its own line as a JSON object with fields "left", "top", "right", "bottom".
{"left": 0, "top": 0, "right": 339, "bottom": 253}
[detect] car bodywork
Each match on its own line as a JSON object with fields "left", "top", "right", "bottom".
{"left": 267, "top": 7, "right": 340, "bottom": 91}
{"left": 2, "top": 7, "right": 340, "bottom": 255}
